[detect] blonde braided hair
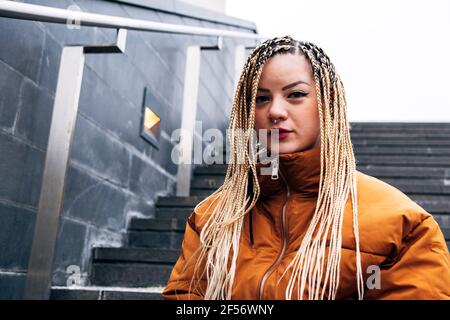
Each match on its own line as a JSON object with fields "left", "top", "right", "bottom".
{"left": 180, "top": 35, "right": 364, "bottom": 300}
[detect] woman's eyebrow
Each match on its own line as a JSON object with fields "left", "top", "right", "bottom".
{"left": 257, "top": 80, "right": 310, "bottom": 92}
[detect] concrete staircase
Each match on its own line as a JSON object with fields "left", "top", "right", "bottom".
{"left": 51, "top": 122, "right": 450, "bottom": 300}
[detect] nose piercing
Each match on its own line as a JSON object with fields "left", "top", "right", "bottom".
{"left": 271, "top": 118, "right": 280, "bottom": 124}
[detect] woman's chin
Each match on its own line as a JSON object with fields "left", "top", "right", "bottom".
{"left": 268, "top": 142, "right": 298, "bottom": 155}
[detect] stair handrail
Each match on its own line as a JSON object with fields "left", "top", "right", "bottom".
{"left": 0, "top": 0, "right": 266, "bottom": 40}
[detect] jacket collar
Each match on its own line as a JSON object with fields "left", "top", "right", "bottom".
{"left": 255, "top": 144, "right": 322, "bottom": 198}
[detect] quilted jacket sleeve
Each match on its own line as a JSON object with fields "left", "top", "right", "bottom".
{"left": 365, "top": 215, "right": 450, "bottom": 300}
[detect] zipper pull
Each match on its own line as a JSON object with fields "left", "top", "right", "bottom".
{"left": 271, "top": 158, "right": 279, "bottom": 180}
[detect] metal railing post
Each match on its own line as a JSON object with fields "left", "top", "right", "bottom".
{"left": 176, "top": 45, "right": 201, "bottom": 197}
{"left": 23, "top": 46, "right": 85, "bottom": 300}
{"left": 176, "top": 37, "right": 223, "bottom": 197}
{"left": 234, "top": 44, "right": 257, "bottom": 88}
{"left": 23, "top": 29, "right": 127, "bottom": 300}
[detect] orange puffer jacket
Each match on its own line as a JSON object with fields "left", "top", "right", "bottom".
{"left": 162, "top": 145, "right": 450, "bottom": 300}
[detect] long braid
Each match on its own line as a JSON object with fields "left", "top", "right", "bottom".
{"left": 277, "top": 39, "right": 364, "bottom": 300}
{"left": 181, "top": 35, "right": 364, "bottom": 300}
{"left": 182, "top": 46, "right": 265, "bottom": 299}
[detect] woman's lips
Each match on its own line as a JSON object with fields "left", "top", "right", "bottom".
{"left": 269, "top": 128, "right": 292, "bottom": 139}
{"left": 278, "top": 131, "right": 290, "bottom": 139}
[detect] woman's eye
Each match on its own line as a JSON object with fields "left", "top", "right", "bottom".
{"left": 255, "top": 96, "right": 267, "bottom": 103}
{"left": 256, "top": 92, "right": 306, "bottom": 104}
{"left": 289, "top": 91, "right": 308, "bottom": 98}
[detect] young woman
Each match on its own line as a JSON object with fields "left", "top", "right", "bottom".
{"left": 162, "top": 35, "right": 450, "bottom": 300}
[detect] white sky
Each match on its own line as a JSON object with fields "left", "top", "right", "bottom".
{"left": 226, "top": 0, "right": 450, "bottom": 122}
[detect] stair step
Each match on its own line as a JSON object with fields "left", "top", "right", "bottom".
{"left": 409, "top": 196, "right": 450, "bottom": 214}
{"left": 380, "top": 178, "right": 450, "bottom": 186}
{"left": 350, "top": 127, "right": 450, "bottom": 134}
{"left": 156, "top": 195, "right": 206, "bottom": 207}
{"left": 358, "top": 166, "right": 450, "bottom": 179}
{"left": 91, "top": 263, "right": 172, "bottom": 287}
{"left": 194, "top": 164, "right": 227, "bottom": 175}
{"left": 353, "top": 140, "right": 450, "bottom": 147}
{"left": 432, "top": 214, "right": 450, "bottom": 228}
{"left": 129, "top": 218, "right": 187, "bottom": 231}
{"left": 93, "top": 247, "right": 180, "bottom": 264}
{"left": 349, "top": 122, "right": 450, "bottom": 130}
{"left": 128, "top": 230, "right": 184, "bottom": 249}
{"left": 191, "top": 176, "right": 225, "bottom": 189}
{"left": 441, "top": 227, "right": 450, "bottom": 240}
{"left": 431, "top": 215, "right": 450, "bottom": 245}
{"left": 51, "top": 286, "right": 163, "bottom": 300}
{"left": 350, "top": 133, "right": 450, "bottom": 140}
{"left": 382, "top": 182, "right": 450, "bottom": 195}
{"left": 354, "top": 147, "right": 450, "bottom": 156}
{"left": 191, "top": 189, "right": 216, "bottom": 196}
{"left": 356, "top": 156, "right": 450, "bottom": 167}
{"left": 155, "top": 207, "right": 193, "bottom": 219}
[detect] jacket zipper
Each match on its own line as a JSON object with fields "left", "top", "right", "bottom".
{"left": 257, "top": 158, "right": 291, "bottom": 300}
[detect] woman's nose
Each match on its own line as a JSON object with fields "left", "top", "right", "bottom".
{"left": 268, "top": 98, "right": 288, "bottom": 122}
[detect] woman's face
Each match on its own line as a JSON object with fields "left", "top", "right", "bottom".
{"left": 254, "top": 53, "right": 320, "bottom": 155}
